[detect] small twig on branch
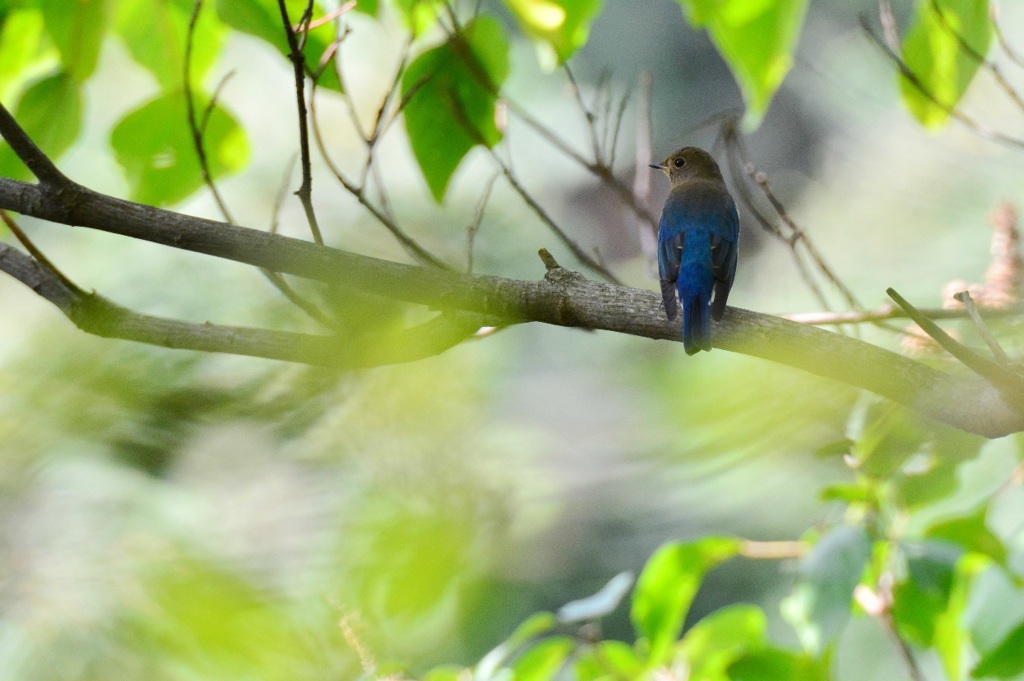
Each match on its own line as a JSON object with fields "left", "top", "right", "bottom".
{"left": 953, "top": 290, "right": 1013, "bottom": 366}
{"left": 488, "top": 146, "right": 623, "bottom": 285}
{"left": 186, "top": 0, "right": 235, "bottom": 224}
{"left": 784, "top": 302, "right": 1024, "bottom": 325}
{"left": 276, "top": 0, "right": 324, "bottom": 245}
{"left": 632, "top": 71, "right": 657, "bottom": 262}
{"left": 307, "top": 87, "right": 449, "bottom": 269}
{"left": 564, "top": 63, "right": 603, "bottom": 166}
{"left": 1, "top": 210, "right": 81, "bottom": 293}
{"left": 991, "top": 1, "right": 1024, "bottom": 69}
{"left": 887, "top": 287, "right": 1024, "bottom": 408}
{"left": 466, "top": 171, "right": 498, "bottom": 273}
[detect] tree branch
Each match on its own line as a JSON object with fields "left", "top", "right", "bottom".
{"left": 0, "top": 173, "right": 1020, "bottom": 436}
{"left": 0, "top": 242, "right": 485, "bottom": 369}
{"left": 0, "top": 101, "right": 1021, "bottom": 436}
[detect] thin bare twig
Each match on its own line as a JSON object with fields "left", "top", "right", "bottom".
{"left": 991, "top": 2, "right": 1024, "bottom": 69}
{"left": 1, "top": 210, "right": 81, "bottom": 293}
{"left": 564, "top": 63, "right": 603, "bottom": 165}
{"left": 723, "top": 119, "right": 862, "bottom": 313}
{"left": 953, "top": 290, "right": 1013, "bottom": 365}
{"left": 277, "top": 0, "right": 325, "bottom": 245}
{"left": 888, "top": 287, "right": 1024, "bottom": 408}
{"left": 307, "top": 84, "right": 449, "bottom": 269}
{"left": 785, "top": 302, "right": 1024, "bottom": 325}
{"left": 862, "top": 14, "right": 1024, "bottom": 151}
{"left": 185, "top": 0, "right": 235, "bottom": 223}
{"left": 926, "top": 0, "right": 1024, "bottom": 114}
{"left": 466, "top": 171, "right": 499, "bottom": 273}
{"left": 488, "top": 146, "right": 623, "bottom": 285}
{"left": 632, "top": 72, "right": 657, "bottom": 262}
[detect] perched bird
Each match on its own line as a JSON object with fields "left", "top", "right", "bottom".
{"left": 651, "top": 147, "right": 739, "bottom": 355}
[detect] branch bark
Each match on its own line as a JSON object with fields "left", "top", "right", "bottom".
{"left": 0, "top": 175, "right": 1021, "bottom": 437}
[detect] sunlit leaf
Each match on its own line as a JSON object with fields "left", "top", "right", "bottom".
{"left": 677, "top": 0, "right": 809, "bottom": 128}
{"left": 38, "top": 0, "right": 114, "bottom": 82}
{"left": 678, "top": 604, "right": 767, "bottom": 679}
{"left": 781, "top": 525, "right": 870, "bottom": 654}
{"left": 0, "top": 71, "right": 81, "bottom": 181}
{"left": 932, "top": 553, "right": 990, "bottom": 681}
{"left": 476, "top": 611, "right": 558, "bottom": 679}
{"left": 402, "top": 16, "right": 509, "bottom": 203}
{"left": 116, "top": 0, "right": 228, "bottom": 90}
{"left": 424, "top": 666, "right": 468, "bottom": 681}
{"left": 391, "top": 0, "right": 443, "bottom": 34}
{"left": 727, "top": 648, "right": 828, "bottom": 681}
{"left": 511, "top": 636, "right": 574, "bottom": 681}
{"left": 0, "top": 8, "right": 59, "bottom": 102}
{"left": 503, "top": 0, "right": 602, "bottom": 67}
{"left": 111, "top": 91, "right": 249, "bottom": 206}
{"left": 900, "top": 0, "right": 991, "bottom": 128}
{"left": 579, "top": 640, "right": 642, "bottom": 678}
{"left": 630, "top": 536, "right": 741, "bottom": 667}
{"left": 214, "top": 0, "right": 342, "bottom": 91}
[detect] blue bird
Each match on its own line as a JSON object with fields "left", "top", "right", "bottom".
{"left": 651, "top": 147, "right": 739, "bottom": 355}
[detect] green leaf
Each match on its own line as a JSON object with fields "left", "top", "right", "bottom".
{"left": 678, "top": 0, "right": 808, "bottom": 128}
{"left": 38, "top": 0, "right": 114, "bottom": 82}
{"left": 116, "top": 0, "right": 228, "bottom": 90}
{"left": 630, "top": 537, "right": 741, "bottom": 667}
{"left": 727, "top": 648, "right": 828, "bottom": 681}
{"left": 503, "top": 0, "right": 603, "bottom": 67}
{"left": 511, "top": 637, "right": 574, "bottom": 681}
{"left": 353, "top": 0, "right": 378, "bottom": 14}
{"left": 931, "top": 553, "right": 990, "bottom": 681}
{"left": 781, "top": 525, "right": 870, "bottom": 654}
{"left": 678, "top": 604, "right": 767, "bottom": 679}
{"left": 111, "top": 91, "right": 249, "bottom": 206}
{"left": 963, "top": 564, "right": 1024, "bottom": 675}
{"left": 401, "top": 16, "right": 510, "bottom": 203}
{"left": 424, "top": 666, "right": 468, "bottom": 681}
{"left": 900, "top": 0, "right": 991, "bottom": 128}
{"left": 891, "top": 540, "right": 962, "bottom": 645}
{"left": 475, "top": 612, "right": 558, "bottom": 680}
{"left": 577, "top": 639, "right": 638, "bottom": 675}
{"left": 0, "top": 71, "right": 81, "bottom": 181}
{"left": 849, "top": 400, "right": 928, "bottom": 478}
{"left": 972, "top": 623, "right": 1024, "bottom": 678}
{"left": 214, "top": 0, "right": 342, "bottom": 91}
{"left": 391, "top": 0, "right": 443, "bottom": 34}
{"left": 926, "top": 508, "right": 1006, "bottom": 563}
{"left": 0, "top": 8, "right": 59, "bottom": 102}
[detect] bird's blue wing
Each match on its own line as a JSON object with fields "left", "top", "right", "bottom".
{"left": 658, "top": 211, "right": 684, "bottom": 321}
{"left": 710, "top": 198, "right": 739, "bottom": 320}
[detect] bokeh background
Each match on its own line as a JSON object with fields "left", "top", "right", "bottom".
{"left": 1, "top": 0, "right": 1023, "bottom": 679}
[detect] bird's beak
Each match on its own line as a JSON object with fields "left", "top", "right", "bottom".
{"left": 649, "top": 163, "right": 664, "bottom": 171}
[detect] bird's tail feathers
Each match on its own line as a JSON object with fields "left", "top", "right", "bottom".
{"left": 682, "top": 291, "right": 712, "bottom": 355}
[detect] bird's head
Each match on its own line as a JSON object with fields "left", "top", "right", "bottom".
{"left": 650, "top": 146, "right": 724, "bottom": 185}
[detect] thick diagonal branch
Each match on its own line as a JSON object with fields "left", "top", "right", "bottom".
{"left": 0, "top": 176, "right": 1020, "bottom": 437}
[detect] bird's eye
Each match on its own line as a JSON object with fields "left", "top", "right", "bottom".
{"left": 674, "top": 157, "right": 685, "bottom": 168}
